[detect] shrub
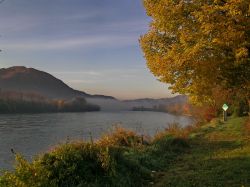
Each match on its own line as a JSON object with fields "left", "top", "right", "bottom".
{"left": 0, "top": 125, "right": 192, "bottom": 187}
{"left": 97, "top": 126, "right": 143, "bottom": 147}
{"left": 0, "top": 141, "right": 151, "bottom": 187}
{"left": 154, "top": 122, "right": 198, "bottom": 140}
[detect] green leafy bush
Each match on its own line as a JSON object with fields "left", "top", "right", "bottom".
{"left": 0, "top": 143, "right": 150, "bottom": 187}
{"left": 0, "top": 126, "right": 190, "bottom": 187}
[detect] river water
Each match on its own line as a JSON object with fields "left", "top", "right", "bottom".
{"left": 0, "top": 111, "right": 193, "bottom": 170}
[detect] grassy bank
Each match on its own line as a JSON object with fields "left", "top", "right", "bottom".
{"left": 0, "top": 117, "right": 249, "bottom": 187}
{"left": 153, "top": 117, "right": 250, "bottom": 187}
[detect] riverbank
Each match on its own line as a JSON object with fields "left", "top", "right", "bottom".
{"left": 153, "top": 117, "right": 250, "bottom": 187}
{"left": 0, "top": 117, "right": 249, "bottom": 186}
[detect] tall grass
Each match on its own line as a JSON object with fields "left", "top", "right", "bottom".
{"left": 0, "top": 124, "right": 192, "bottom": 187}
{"left": 244, "top": 116, "right": 250, "bottom": 136}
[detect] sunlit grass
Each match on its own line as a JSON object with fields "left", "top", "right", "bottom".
{"left": 153, "top": 116, "right": 250, "bottom": 187}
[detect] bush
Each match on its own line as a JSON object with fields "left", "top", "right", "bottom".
{"left": 0, "top": 125, "right": 191, "bottom": 187}
{"left": 97, "top": 126, "right": 144, "bottom": 147}
{"left": 0, "top": 143, "right": 150, "bottom": 187}
{"left": 232, "top": 99, "right": 249, "bottom": 117}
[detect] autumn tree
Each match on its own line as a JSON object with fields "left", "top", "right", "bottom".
{"left": 140, "top": 0, "right": 250, "bottom": 106}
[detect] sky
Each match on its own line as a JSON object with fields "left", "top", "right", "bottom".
{"left": 0, "top": 0, "right": 174, "bottom": 100}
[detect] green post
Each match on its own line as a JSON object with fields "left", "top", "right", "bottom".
{"left": 223, "top": 110, "right": 227, "bottom": 122}
{"left": 222, "top": 104, "right": 229, "bottom": 122}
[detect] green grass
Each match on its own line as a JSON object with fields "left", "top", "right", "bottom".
{"left": 153, "top": 117, "right": 250, "bottom": 187}
{"left": 0, "top": 117, "right": 249, "bottom": 187}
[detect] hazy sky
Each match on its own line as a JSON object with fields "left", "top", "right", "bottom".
{"left": 0, "top": 0, "right": 174, "bottom": 99}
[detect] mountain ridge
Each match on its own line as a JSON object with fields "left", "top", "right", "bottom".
{"left": 0, "top": 66, "right": 115, "bottom": 100}
{"left": 0, "top": 66, "right": 187, "bottom": 111}
{"left": 123, "top": 95, "right": 187, "bottom": 102}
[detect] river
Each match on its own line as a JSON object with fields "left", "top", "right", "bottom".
{"left": 0, "top": 111, "right": 193, "bottom": 170}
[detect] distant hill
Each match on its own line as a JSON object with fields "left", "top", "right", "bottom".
{"left": 0, "top": 66, "right": 115, "bottom": 100}
{"left": 124, "top": 95, "right": 187, "bottom": 108}
{"left": 85, "top": 95, "right": 188, "bottom": 112}
{"left": 0, "top": 66, "right": 188, "bottom": 112}
{"left": 123, "top": 95, "right": 189, "bottom": 114}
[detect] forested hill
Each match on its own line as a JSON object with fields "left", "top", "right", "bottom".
{"left": 0, "top": 66, "right": 115, "bottom": 100}
{"left": 0, "top": 66, "right": 188, "bottom": 113}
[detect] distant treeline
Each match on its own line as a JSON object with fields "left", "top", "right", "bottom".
{"left": 132, "top": 99, "right": 249, "bottom": 122}
{"left": 132, "top": 104, "right": 189, "bottom": 115}
{"left": 0, "top": 90, "right": 100, "bottom": 113}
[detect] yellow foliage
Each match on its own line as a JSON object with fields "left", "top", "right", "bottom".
{"left": 140, "top": 0, "right": 250, "bottom": 104}
{"left": 97, "top": 126, "right": 142, "bottom": 147}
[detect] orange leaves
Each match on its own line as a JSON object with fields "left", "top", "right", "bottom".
{"left": 235, "top": 47, "right": 248, "bottom": 63}
{"left": 141, "top": 0, "right": 250, "bottom": 105}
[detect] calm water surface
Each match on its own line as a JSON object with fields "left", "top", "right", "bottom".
{"left": 0, "top": 111, "right": 193, "bottom": 170}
